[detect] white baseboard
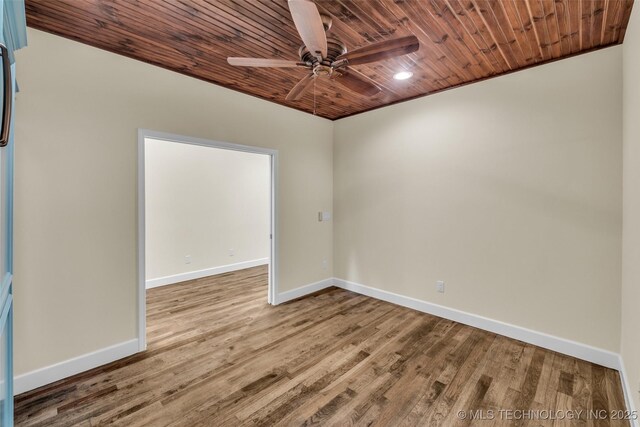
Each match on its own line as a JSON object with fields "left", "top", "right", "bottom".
{"left": 618, "top": 356, "right": 640, "bottom": 427}
{"left": 274, "top": 278, "right": 334, "bottom": 305}
{"left": 333, "top": 278, "right": 620, "bottom": 370}
{"left": 13, "top": 278, "right": 637, "bottom": 419}
{"left": 146, "top": 258, "right": 269, "bottom": 289}
{"left": 14, "top": 338, "right": 139, "bottom": 396}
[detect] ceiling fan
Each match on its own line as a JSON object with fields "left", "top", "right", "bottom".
{"left": 227, "top": 0, "right": 419, "bottom": 103}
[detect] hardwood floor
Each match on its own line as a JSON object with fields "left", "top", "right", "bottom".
{"left": 15, "top": 266, "right": 630, "bottom": 426}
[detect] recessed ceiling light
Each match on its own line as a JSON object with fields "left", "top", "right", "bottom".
{"left": 393, "top": 71, "right": 413, "bottom": 80}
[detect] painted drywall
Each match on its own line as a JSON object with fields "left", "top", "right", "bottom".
{"left": 13, "top": 28, "right": 333, "bottom": 376}
{"left": 10, "top": 24, "right": 629, "bottom": 391}
{"left": 622, "top": 3, "right": 640, "bottom": 412}
{"left": 333, "top": 47, "right": 623, "bottom": 352}
{"left": 144, "top": 138, "right": 270, "bottom": 285}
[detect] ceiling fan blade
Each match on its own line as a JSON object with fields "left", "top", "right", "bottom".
{"left": 286, "top": 73, "right": 316, "bottom": 101}
{"left": 332, "top": 69, "right": 381, "bottom": 97}
{"left": 334, "top": 35, "right": 419, "bottom": 66}
{"left": 227, "top": 57, "right": 304, "bottom": 68}
{"left": 288, "top": 0, "right": 327, "bottom": 59}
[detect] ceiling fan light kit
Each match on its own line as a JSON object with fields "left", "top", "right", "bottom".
{"left": 227, "top": 0, "right": 420, "bottom": 106}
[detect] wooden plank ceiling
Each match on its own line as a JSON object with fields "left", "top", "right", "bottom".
{"left": 25, "top": 0, "right": 634, "bottom": 120}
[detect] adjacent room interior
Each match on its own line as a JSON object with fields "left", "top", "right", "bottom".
{"left": 142, "top": 134, "right": 273, "bottom": 351}
{"left": 143, "top": 134, "right": 272, "bottom": 293}
{"left": 1, "top": 0, "right": 639, "bottom": 425}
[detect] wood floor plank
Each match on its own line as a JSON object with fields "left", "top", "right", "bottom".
{"left": 14, "top": 266, "right": 630, "bottom": 426}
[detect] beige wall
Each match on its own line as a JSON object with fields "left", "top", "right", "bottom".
{"left": 145, "top": 138, "right": 270, "bottom": 283}
{"left": 14, "top": 29, "right": 333, "bottom": 375}
{"left": 622, "top": 3, "right": 640, "bottom": 412}
{"left": 334, "top": 47, "right": 623, "bottom": 352}
{"left": 11, "top": 24, "right": 631, "bottom": 386}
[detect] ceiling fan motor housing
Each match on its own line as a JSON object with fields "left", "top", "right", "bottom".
{"left": 298, "top": 37, "right": 347, "bottom": 67}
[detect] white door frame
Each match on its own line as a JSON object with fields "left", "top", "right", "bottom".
{"left": 137, "top": 129, "right": 278, "bottom": 351}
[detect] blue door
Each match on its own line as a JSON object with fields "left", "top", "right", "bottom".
{"left": 0, "top": 1, "right": 12, "bottom": 423}
{"left": 0, "top": 0, "right": 26, "bottom": 425}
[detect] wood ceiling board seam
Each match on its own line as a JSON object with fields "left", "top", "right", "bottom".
{"left": 502, "top": 0, "right": 538, "bottom": 63}
{"left": 371, "top": 0, "right": 461, "bottom": 86}
{"left": 397, "top": 0, "right": 478, "bottom": 82}
{"left": 485, "top": 0, "right": 530, "bottom": 66}
{"left": 513, "top": 0, "right": 547, "bottom": 61}
{"left": 552, "top": 0, "right": 573, "bottom": 56}
{"left": 591, "top": 0, "right": 608, "bottom": 48}
{"left": 581, "top": 0, "right": 594, "bottom": 50}
{"left": 524, "top": 0, "right": 554, "bottom": 60}
{"left": 603, "top": 0, "right": 622, "bottom": 45}
{"left": 490, "top": 0, "right": 532, "bottom": 65}
{"left": 540, "top": 0, "right": 563, "bottom": 58}
{"left": 468, "top": 0, "right": 517, "bottom": 69}
{"left": 566, "top": 0, "right": 582, "bottom": 53}
{"left": 427, "top": 0, "right": 498, "bottom": 76}
{"left": 439, "top": 0, "right": 504, "bottom": 74}
{"left": 600, "top": 0, "right": 611, "bottom": 45}
{"left": 414, "top": 0, "right": 493, "bottom": 79}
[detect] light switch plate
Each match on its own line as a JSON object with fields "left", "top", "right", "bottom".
{"left": 318, "top": 211, "right": 332, "bottom": 222}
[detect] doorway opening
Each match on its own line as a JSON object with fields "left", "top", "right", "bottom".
{"left": 137, "top": 129, "right": 278, "bottom": 351}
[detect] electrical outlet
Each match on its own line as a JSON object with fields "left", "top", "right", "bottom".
{"left": 229, "top": 249, "right": 235, "bottom": 257}
{"left": 185, "top": 255, "right": 191, "bottom": 264}
{"left": 436, "top": 280, "right": 445, "bottom": 293}
{"left": 321, "top": 258, "right": 328, "bottom": 270}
